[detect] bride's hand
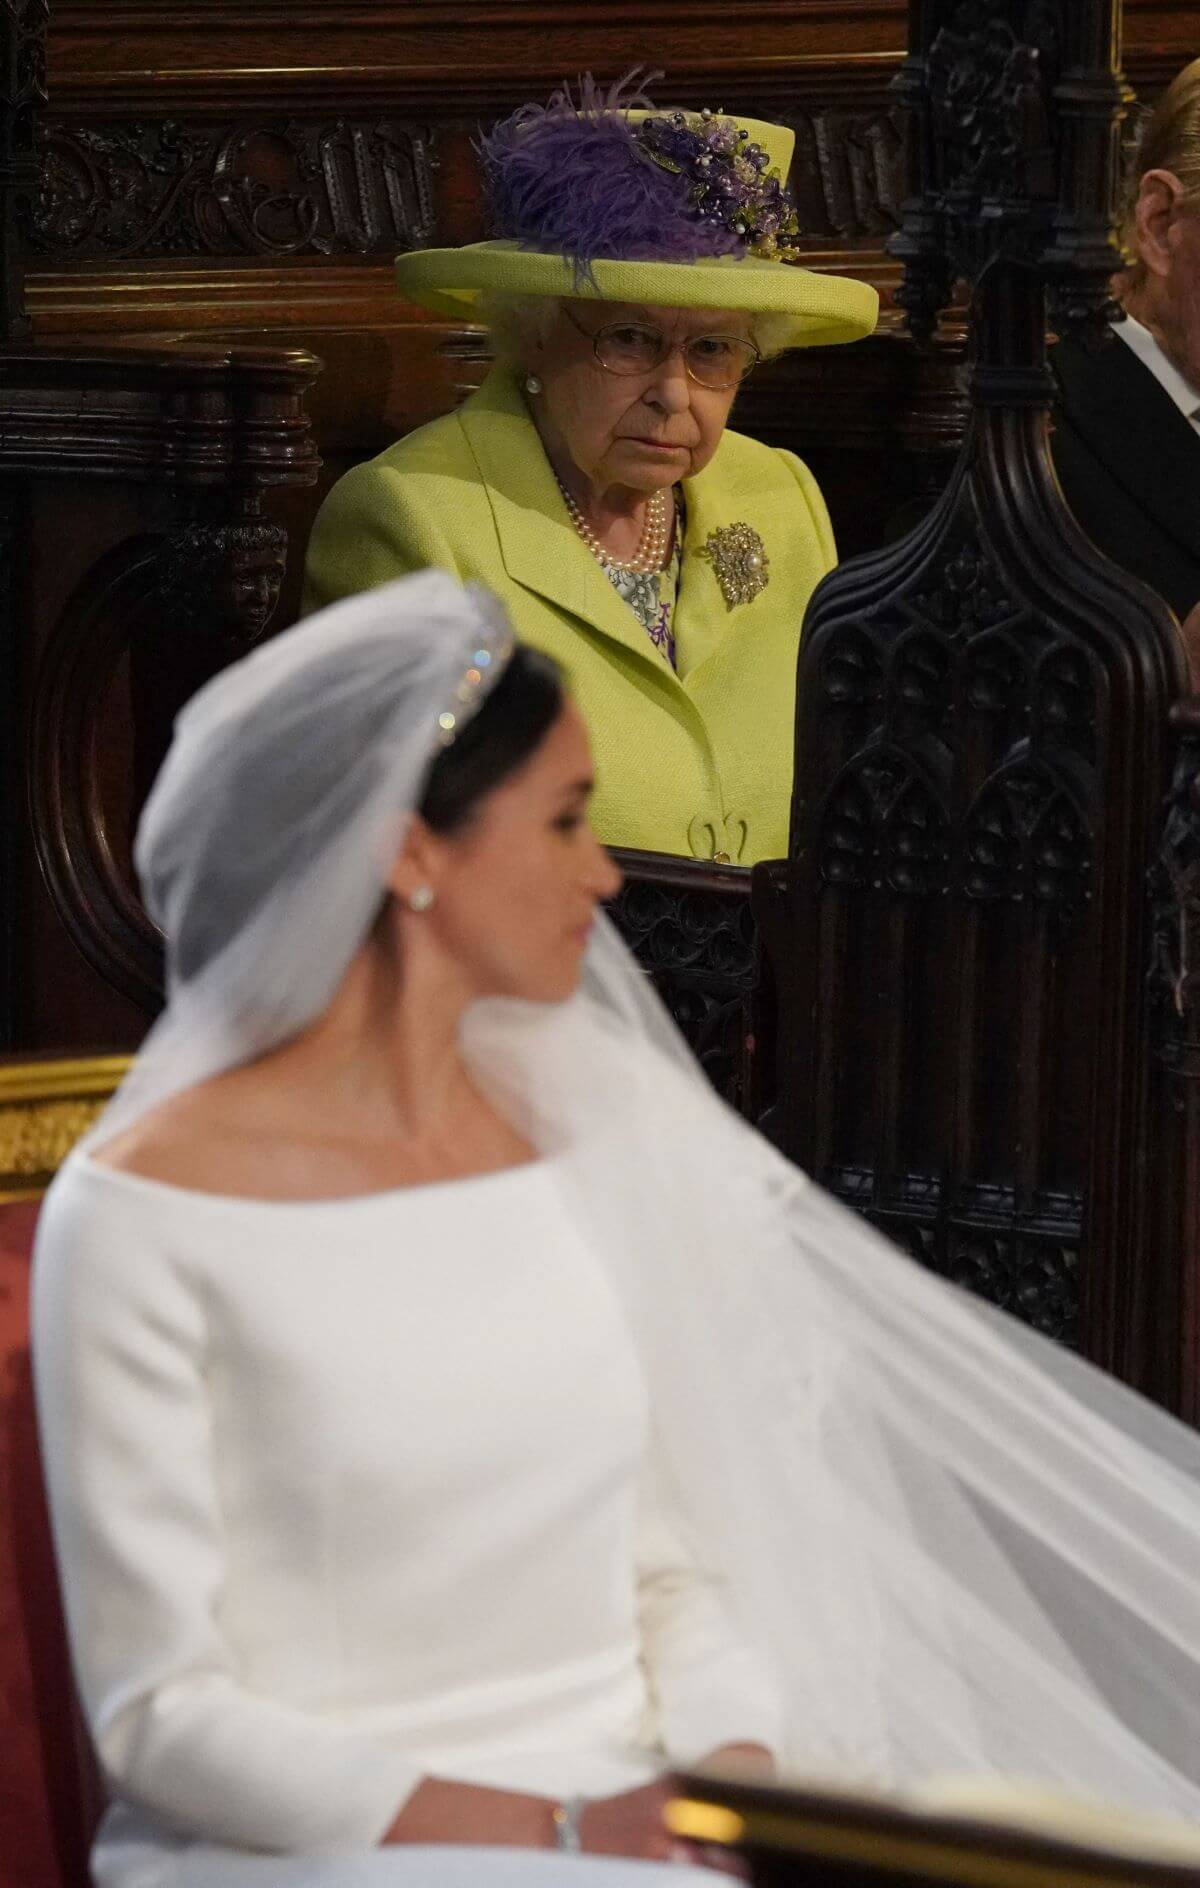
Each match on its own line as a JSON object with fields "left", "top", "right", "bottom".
{"left": 664, "top": 1741, "right": 773, "bottom": 1875}
{"left": 579, "top": 1779, "right": 677, "bottom": 1860}
{"left": 583, "top": 1777, "right": 753, "bottom": 1874}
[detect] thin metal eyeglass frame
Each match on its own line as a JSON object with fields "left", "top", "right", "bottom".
{"left": 561, "top": 304, "right": 760, "bottom": 388}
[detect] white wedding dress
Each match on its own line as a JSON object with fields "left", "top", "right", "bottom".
{"left": 33, "top": 1148, "right": 781, "bottom": 1887}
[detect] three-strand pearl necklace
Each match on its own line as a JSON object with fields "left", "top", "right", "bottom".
{"left": 556, "top": 478, "right": 672, "bottom": 575}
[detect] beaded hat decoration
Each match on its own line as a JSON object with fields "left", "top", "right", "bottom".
{"left": 395, "top": 73, "right": 879, "bottom": 352}
{"left": 634, "top": 107, "right": 802, "bottom": 265}
{"left": 479, "top": 71, "right": 800, "bottom": 274}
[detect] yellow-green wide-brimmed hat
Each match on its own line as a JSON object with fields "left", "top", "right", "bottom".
{"left": 395, "top": 97, "right": 879, "bottom": 352}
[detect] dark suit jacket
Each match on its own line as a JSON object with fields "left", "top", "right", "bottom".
{"left": 1049, "top": 329, "right": 1200, "bottom": 622}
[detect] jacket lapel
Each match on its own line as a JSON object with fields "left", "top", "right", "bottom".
{"left": 457, "top": 369, "right": 679, "bottom": 680}
{"left": 1051, "top": 333, "right": 1200, "bottom": 568}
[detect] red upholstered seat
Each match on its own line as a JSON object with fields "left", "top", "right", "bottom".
{"left": 0, "top": 1198, "right": 99, "bottom": 1888}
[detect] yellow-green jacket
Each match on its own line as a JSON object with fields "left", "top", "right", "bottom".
{"left": 303, "top": 368, "right": 835, "bottom": 864}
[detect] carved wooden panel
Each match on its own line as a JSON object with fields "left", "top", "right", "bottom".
{"left": 3, "top": 343, "right": 319, "bottom": 1049}
{"left": 28, "top": 516, "right": 292, "bottom": 1014}
{"left": 763, "top": 509, "right": 1105, "bottom": 1348}
{"left": 1145, "top": 710, "right": 1200, "bottom": 1422}
{"left": 608, "top": 851, "right": 760, "bottom": 1115}
{"left": 0, "top": 0, "right": 47, "bottom": 339}
{"left": 760, "top": 0, "right": 1197, "bottom": 1395}
{"left": 27, "top": 116, "right": 436, "bottom": 260}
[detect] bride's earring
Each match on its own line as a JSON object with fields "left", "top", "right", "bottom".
{"left": 524, "top": 374, "right": 543, "bottom": 395}
{"left": 407, "top": 886, "right": 435, "bottom": 913}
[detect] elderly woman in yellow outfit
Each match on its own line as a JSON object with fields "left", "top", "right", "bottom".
{"left": 304, "top": 79, "right": 877, "bottom": 864}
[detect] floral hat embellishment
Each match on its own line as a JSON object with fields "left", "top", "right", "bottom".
{"left": 635, "top": 107, "right": 802, "bottom": 263}
{"left": 699, "top": 523, "right": 770, "bottom": 610}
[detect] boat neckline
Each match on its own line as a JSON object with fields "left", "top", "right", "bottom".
{"left": 70, "top": 1145, "right": 550, "bottom": 1212}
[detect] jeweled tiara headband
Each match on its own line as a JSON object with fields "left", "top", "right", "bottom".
{"left": 434, "top": 586, "right": 517, "bottom": 749}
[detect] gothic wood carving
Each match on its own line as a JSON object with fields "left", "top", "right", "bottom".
{"left": 762, "top": 0, "right": 1192, "bottom": 1396}
{"left": 25, "top": 101, "right": 903, "bottom": 264}
{"left": 608, "top": 851, "right": 760, "bottom": 1116}
{"left": 890, "top": 0, "right": 1128, "bottom": 346}
{"left": 767, "top": 105, "right": 908, "bottom": 242}
{"left": 157, "top": 521, "right": 287, "bottom": 647}
{"left": 0, "top": 0, "right": 47, "bottom": 337}
{"left": 27, "top": 116, "right": 436, "bottom": 260}
{"left": 1146, "top": 708, "right": 1200, "bottom": 1422}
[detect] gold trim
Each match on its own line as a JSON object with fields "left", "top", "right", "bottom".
{"left": 0, "top": 1056, "right": 131, "bottom": 1196}
{"left": 664, "top": 1801, "right": 746, "bottom": 1846}
{"left": 664, "top": 1796, "right": 1183, "bottom": 1888}
{"left": 0, "top": 1056, "right": 132, "bottom": 1103}
{"left": 54, "top": 54, "right": 911, "bottom": 90}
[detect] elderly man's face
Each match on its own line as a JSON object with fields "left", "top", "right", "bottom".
{"left": 528, "top": 300, "right": 749, "bottom": 496}
{"left": 1128, "top": 170, "right": 1200, "bottom": 394}
{"left": 1159, "top": 204, "right": 1200, "bottom": 393}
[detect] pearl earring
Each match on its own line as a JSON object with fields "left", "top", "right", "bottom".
{"left": 407, "top": 886, "right": 435, "bottom": 913}
{"left": 524, "top": 374, "right": 543, "bottom": 395}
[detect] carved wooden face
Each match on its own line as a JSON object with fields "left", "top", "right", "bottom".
{"left": 528, "top": 299, "right": 747, "bottom": 498}
{"left": 391, "top": 701, "right": 622, "bottom": 1005}
{"left": 219, "top": 543, "right": 287, "bottom": 642}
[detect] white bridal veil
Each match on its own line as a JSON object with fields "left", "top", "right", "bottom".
{"left": 77, "top": 571, "right": 1200, "bottom": 1822}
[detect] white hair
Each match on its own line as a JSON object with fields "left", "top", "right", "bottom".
{"left": 473, "top": 292, "right": 558, "bottom": 368}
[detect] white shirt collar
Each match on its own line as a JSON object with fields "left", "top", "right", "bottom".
{"left": 1112, "top": 312, "right": 1200, "bottom": 434}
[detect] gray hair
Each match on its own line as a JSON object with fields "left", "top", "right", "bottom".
{"left": 474, "top": 292, "right": 558, "bottom": 368}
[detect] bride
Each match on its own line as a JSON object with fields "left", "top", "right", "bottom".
{"left": 32, "top": 571, "right": 1200, "bottom": 1888}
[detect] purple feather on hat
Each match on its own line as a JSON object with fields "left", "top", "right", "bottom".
{"left": 478, "top": 70, "right": 746, "bottom": 278}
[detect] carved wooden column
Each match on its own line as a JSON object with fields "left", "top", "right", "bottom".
{"left": 757, "top": 0, "right": 1194, "bottom": 1404}
{"left": 1147, "top": 709, "right": 1200, "bottom": 1421}
{"left": 0, "top": 0, "right": 45, "bottom": 340}
{"left": 0, "top": 1, "right": 46, "bottom": 1044}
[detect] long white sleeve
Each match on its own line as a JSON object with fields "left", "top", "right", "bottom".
{"left": 32, "top": 1172, "right": 421, "bottom": 1853}
{"left": 635, "top": 1457, "right": 784, "bottom": 1765}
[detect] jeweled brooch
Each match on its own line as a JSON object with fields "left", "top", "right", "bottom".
{"left": 700, "top": 523, "right": 770, "bottom": 610}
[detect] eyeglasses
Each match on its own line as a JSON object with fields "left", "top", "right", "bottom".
{"left": 563, "top": 306, "right": 760, "bottom": 390}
